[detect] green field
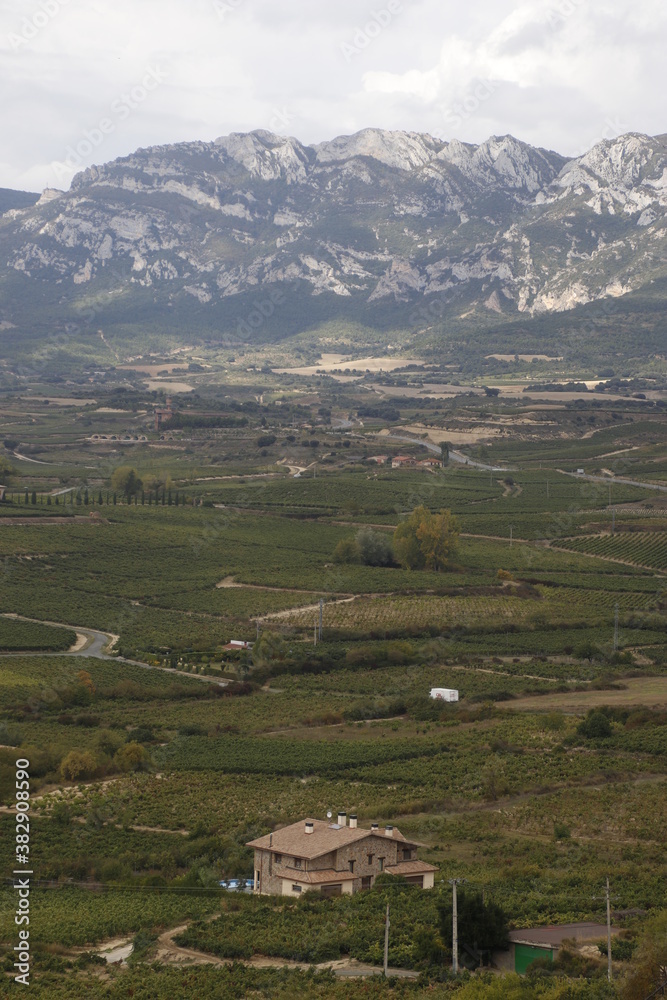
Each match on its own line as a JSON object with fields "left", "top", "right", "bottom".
{"left": 0, "top": 383, "right": 665, "bottom": 997}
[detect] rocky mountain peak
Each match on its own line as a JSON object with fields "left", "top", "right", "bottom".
{"left": 1, "top": 128, "right": 666, "bottom": 361}
{"left": 313, "top": 128, "right": 443, "bottom": 171}
{"left": 213, "top": 130, "right": 310, "bottom": 182}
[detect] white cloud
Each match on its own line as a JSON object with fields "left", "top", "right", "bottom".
{"left": 0, "top": 0, "right": 665, "bottom": 190}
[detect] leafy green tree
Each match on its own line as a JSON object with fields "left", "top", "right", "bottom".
{"left": 333, "top": 537, "right": 361, "bottom": 564}
{"left": 620, "top": 909, "right": 667, "bottom": 1000}
{"left": 114, "top": 741, "right": 150, "bottom": 773}
{"left": 356, "top": 528, "right": 394, "bottom": 567}
{"left": 111, "top": 466, "right": 143, "bottom": 499}
{"left": 0, "top": 455, "right": 15, "bottom": 483}
{"left": 438, "top": 891, "right": 509, "bottom": 957}
{"left": 252, "top": 631, "right": 287, "bottom": 669}
{"left": 394, "top": 507, "right": 428, "bottom": 569}
{"left": 394, "top": 506, "right": 460, "bottom": 571}
{"left": 578, "top": 710, "right": 612, "bottom": 739}
{"left": 575, "top": 641, "right": 602, "bottom": 661}
{"left": 417, "top": 508, "right": 460, "bottom": 571}
{"left": 60, "top": 749, "right": 98, "bottom": 782}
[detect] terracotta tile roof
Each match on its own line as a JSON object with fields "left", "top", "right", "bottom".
{"left": 246, "top": 818, "right": 415, "bottom": 859}
{"left": 385, "top": 860, "right": 439, "bottom": 876}
{"left": 275, "top": 867, "right": 355, "bottom": 885}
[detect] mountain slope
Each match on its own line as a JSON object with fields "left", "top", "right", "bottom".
{"left": 0, "top": 188, "right": 40, "bottom": 215}
{"left": 0, "top": 128, "right": 665, "bottom": 368}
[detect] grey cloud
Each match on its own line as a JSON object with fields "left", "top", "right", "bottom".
{"left": 0, "top": 0, "right": 666, "bottom": 189}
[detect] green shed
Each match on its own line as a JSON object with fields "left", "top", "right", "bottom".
{"left": 514, "top": 943, "right": 554, "bottom": 974}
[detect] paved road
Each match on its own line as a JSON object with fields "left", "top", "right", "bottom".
{"left": 382, "top": 435, "right": 510, "bottom": 472}
{"left": 382, "top": 433, "right": 442, "bottom": 455}
{"left": 558, "top": 469, "right": 667, "bottom": 494}
{"left": 0, "top": 614, "right": 227, "bottom": 686}
{"left": 449, "top": 449, "right": 510, "bottom": 472}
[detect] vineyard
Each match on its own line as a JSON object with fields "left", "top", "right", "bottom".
{"left": 0, "top": 387, "right": 666, "bottom": 997}
{"left": 558, "top": 532, "right": 667, "bottom": 571}
{"left": 0, "top": 886, "right": 218, "bottom": 948}
{"left": 0, "top": 617, "right": 75, "bottom": 652}
{"left": 0, "top": 962, "right": 639, "bottom": 998}
{"left": 281, "top": 586, "right": 659, "bottom": 635}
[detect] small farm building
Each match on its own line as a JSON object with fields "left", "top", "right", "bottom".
{"left": 430, "top": 688, "right": 459, "bottom": 702}
{"left": 493, "top": 923, "right": 621, "bottom": 974}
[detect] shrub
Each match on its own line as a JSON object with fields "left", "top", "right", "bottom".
{"left": 60, "top": 750, "right": 98, "bottom": 782}
{"left": 333, "top": 537, "right": 362, "bottom": 564}
{"left": 356, "top": 528, "right": 394, "bottom": 567}
{"left": 114, "top": 741, "right": 150, "bottom": 773}
{"left": 577, "top": 711, "right": 613, "bottom": 739}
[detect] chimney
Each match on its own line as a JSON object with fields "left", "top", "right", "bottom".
{"left": 337, "top": 811, "right": 347, "bottom": 827}
{"left": 385, "top": 825, "right": 394, "bottom": 838}
{"left": 305, "top": 821, "right": 314, "bottom": 835}
{"left": 371, "top": 823, "right": 379, "bottom": 834}
{"left": 349, "top": 814, "right": 358, "bottom": 829}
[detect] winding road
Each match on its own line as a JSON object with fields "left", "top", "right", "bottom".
{"left": 0, "top": 614, "right": 228, "bottom": 686}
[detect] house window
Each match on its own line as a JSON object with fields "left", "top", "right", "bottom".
{"left": 348, "top": 860, "right": 355, "bottom": 873}
{"left": 292, "top": 884, "right": 302, "bottom": 893}
{"left": 293, "top": 858, "right": 302, "bottom": 869}
{"left": 274, "top": 854, "right": 282, "bottom": 865}
{"left": 367, "top": 854, "right": 374, "bottom": 865}
{"left": 378, "top": 857, "right": 385, "bottom": 871}
{"left": 402, "top": 849, "right": 412, "bottom": 861}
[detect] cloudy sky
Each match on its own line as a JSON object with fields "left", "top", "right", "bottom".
{"left": 1, "top": 0, "right": 665, "bottom": 192}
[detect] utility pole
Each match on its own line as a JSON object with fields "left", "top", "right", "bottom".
{"left": 449, "top": 878, "right": 465, "bottom": 974}
{"left": 319, "top": 599, "right": 323, "bottom": 641}
{"left": 613, "top": 604, "right": 619, "bottom": 654}
{"left": 546, "top": 480, "right": 549, "bottom": 500}
{"left": 593, "top": 877, "right": 617, "bottom": 983}
{"left": 612, "top": 506, "right": 616, "bottom": 536}
{"left": 605, "top": 878, "right": 612, "bottom": 983}
{"left": 383, "top": 904, "right": 390, "bottom": 977}
{"left": 510, "top": 526, "right": 513, "bottom": 549}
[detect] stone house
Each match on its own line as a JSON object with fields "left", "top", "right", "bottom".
{"left": 246, "top": 813, "right": 438, "bottom": 897}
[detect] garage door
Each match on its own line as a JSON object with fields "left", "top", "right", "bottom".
{"left": 514, "top": 944, "right": 553, "bottom": 974}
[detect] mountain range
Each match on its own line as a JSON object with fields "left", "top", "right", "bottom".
{"left": 1, "top": 128, "right": 666, "bottom": 371}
